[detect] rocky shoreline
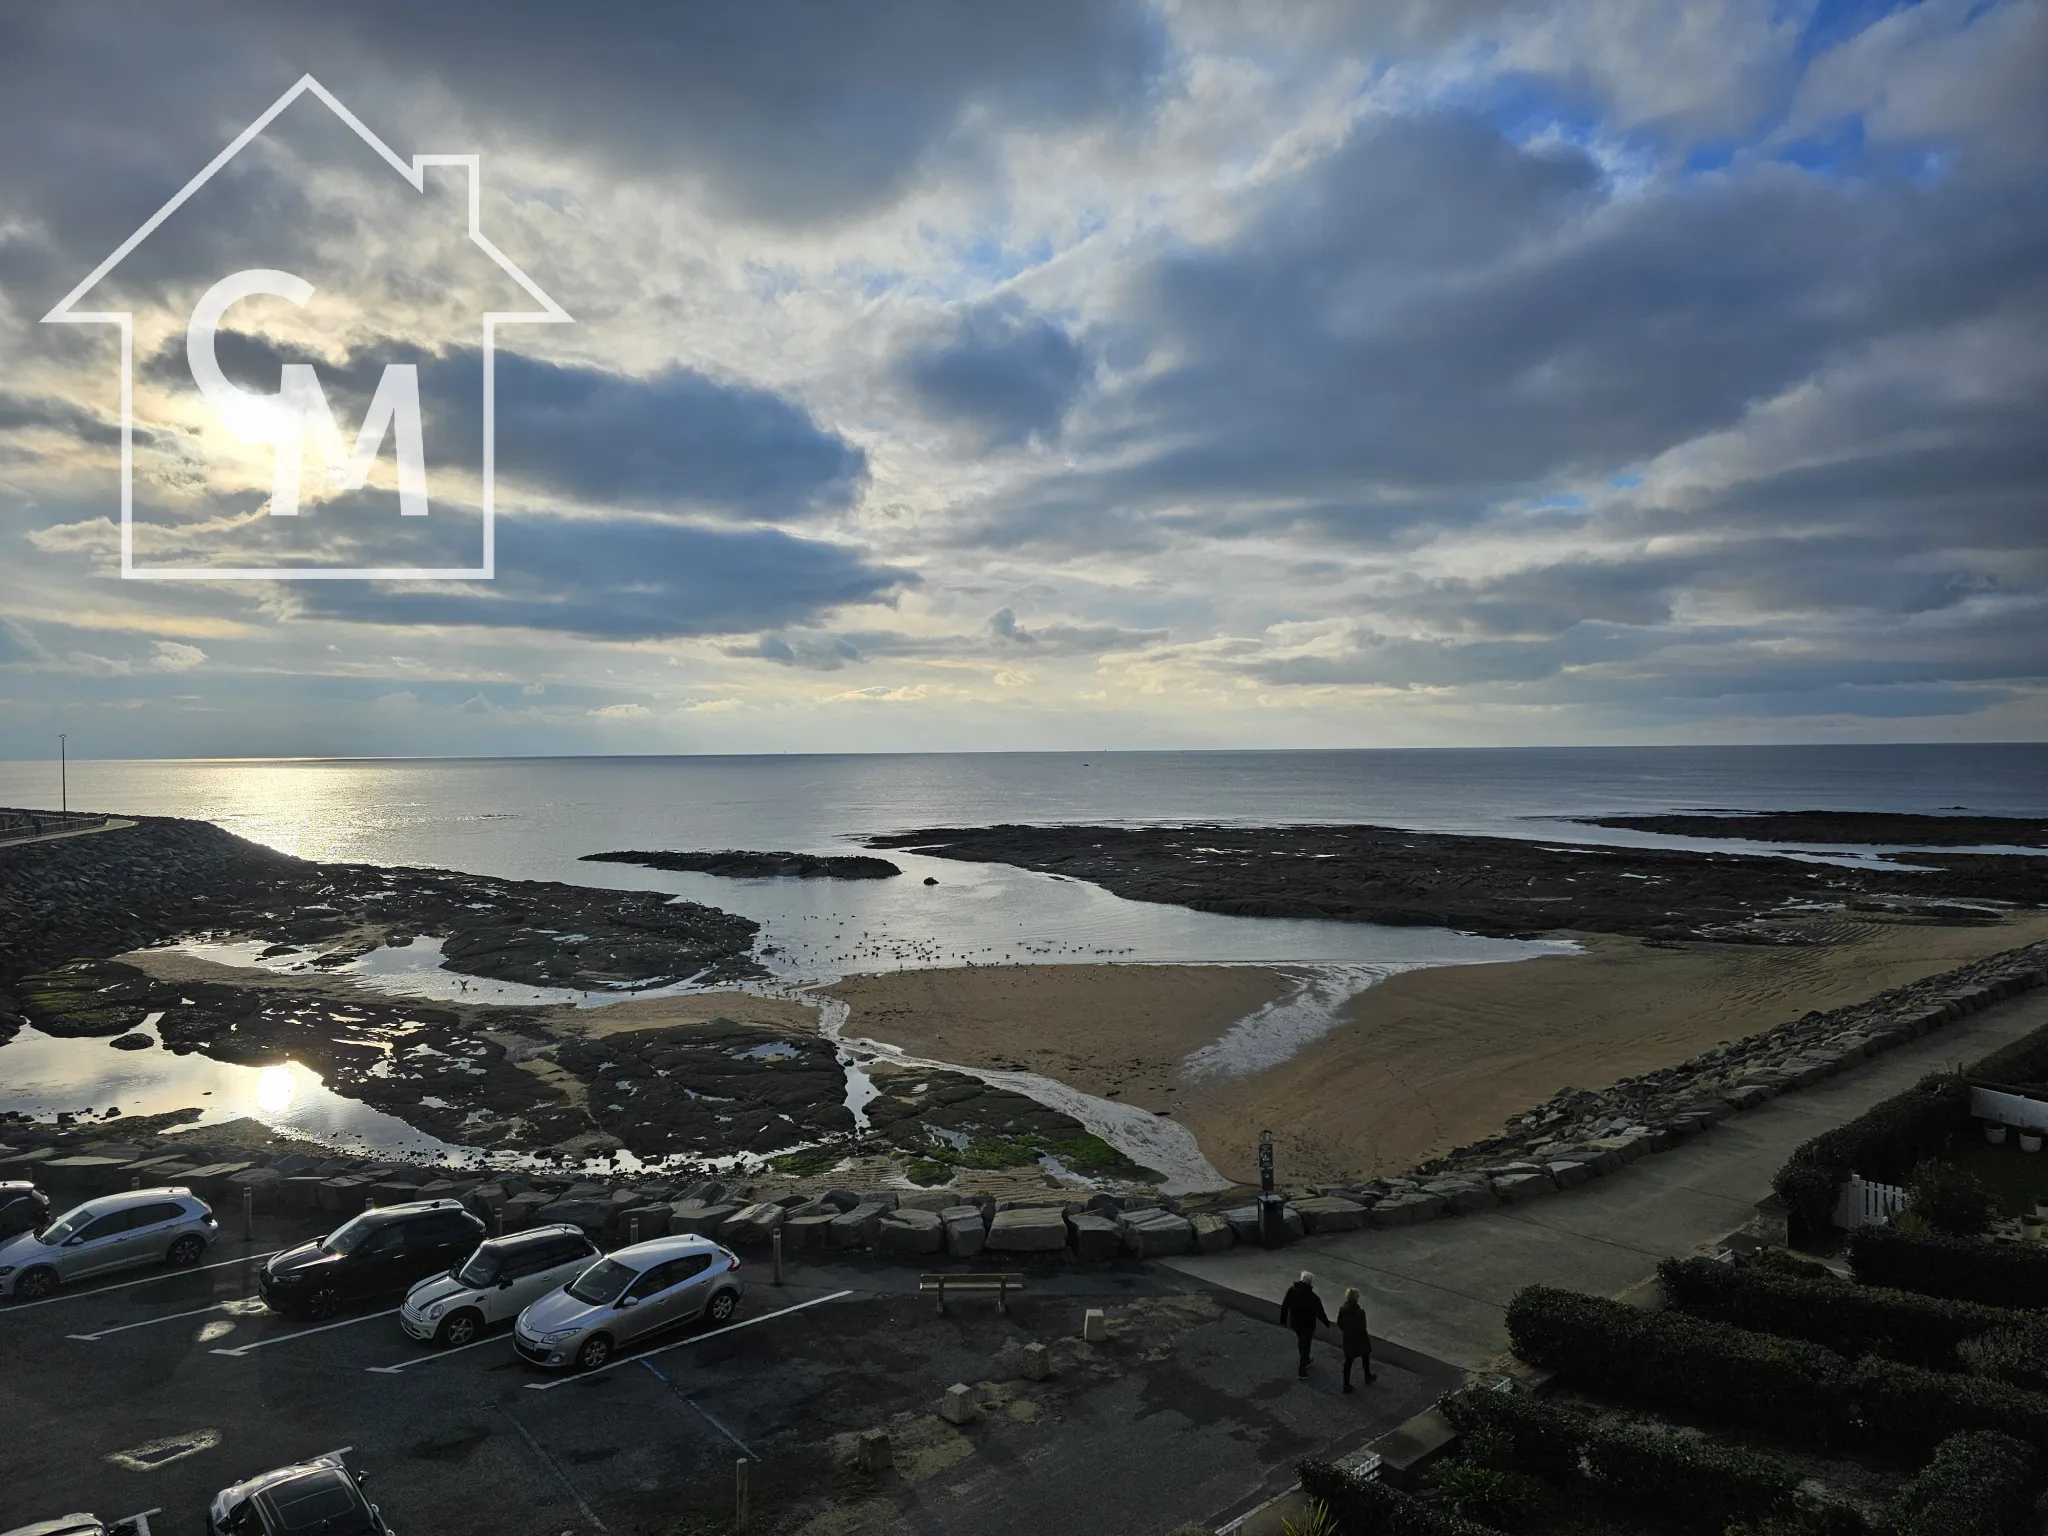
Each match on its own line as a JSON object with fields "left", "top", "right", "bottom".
{"left": 581, "top": 848, "right": 902, "bottom": 879}
{"left": 1577, "top": 810, "right": 2048, "bottom": 848}
{"left": 869, "top": 821, "right": 2047, "bottom": 941}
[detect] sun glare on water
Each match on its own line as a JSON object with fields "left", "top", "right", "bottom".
{"left": 254, "top": 1065, "right": 298, "bottom": 1114}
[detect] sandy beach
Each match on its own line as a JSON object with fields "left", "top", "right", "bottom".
{"left": 833, "top": 911, "right": 2048, "bottom": 1187}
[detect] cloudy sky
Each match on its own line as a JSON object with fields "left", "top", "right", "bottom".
{"left": 1, "top": 0, "right": 2043, "bottom": 759}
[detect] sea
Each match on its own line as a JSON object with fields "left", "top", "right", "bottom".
{"left": 2, "top": 744, "right": 2041, "bottom": 1177}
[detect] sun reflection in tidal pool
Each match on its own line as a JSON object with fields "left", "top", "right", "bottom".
{"left": 254, "top": 1065, "right": 297, "bottom": 1114}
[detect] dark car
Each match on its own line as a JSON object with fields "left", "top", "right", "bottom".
{"left": 208, "top": 1452, "right": 388, "bottom": 1536}
{"left": 258, "top": 1199, "right": 484, "bottom": 1320}
{"left": 0, "top": 1181, "right": 51, "bottom": 1241}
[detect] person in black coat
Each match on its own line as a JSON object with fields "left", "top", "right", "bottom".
{"left": 1279, "top": 1270, "right": 1331, "bottom": 1378}
{"left": 1337, "top": 1287, "right": 1376, "bottom": 1391}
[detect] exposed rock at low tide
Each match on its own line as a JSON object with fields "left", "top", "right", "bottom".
{"left": 870, "top": 822, "right": 2046, "bottom": 942}
{"left": 1578, "top": 810, "right": 2048, "bottom": 849}
{"left": 582, "top": 849, "right": 901, "bottom": 880}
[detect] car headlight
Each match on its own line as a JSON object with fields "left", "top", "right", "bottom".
{"left": 536, "top": 1327, "right": 577, "bottom": 1344}
{"left": 0, "top": 1266, "right": 14, "bottom": 1277}
{"left": 426, "top": 1300, "right": 448, "bottom": 1320}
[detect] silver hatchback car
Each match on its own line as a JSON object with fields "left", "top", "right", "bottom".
{"left": 0, "top": 1186, "right": 218, "bottom": 1301}
{"left": 513, "top": 1234, "right": 742, "bottom": 1371}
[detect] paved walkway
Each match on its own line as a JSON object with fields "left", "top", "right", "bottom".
{"left": 1166, "top": 985, "right": 2048, "bottom": 1370}
{"left": 0, "top": 816, "right": 132, "bottom": 849}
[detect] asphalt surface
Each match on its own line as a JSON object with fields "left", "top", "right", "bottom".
{"left": 0, "top": 1211, "right": 1457, "bottom": 1536}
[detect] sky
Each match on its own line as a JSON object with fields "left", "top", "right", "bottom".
{"left": 0, "top": 0, "right": 2043, "bottom": 759}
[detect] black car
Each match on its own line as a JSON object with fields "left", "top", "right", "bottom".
{"left": 209, "top": 1452, "right": 387, "bottom": 1535}
{"left": 258, "top": 1199, "right": 484, "bottom": 1320}
{"left": 0, "top": 1181, "right": 51, "bottom": 1241}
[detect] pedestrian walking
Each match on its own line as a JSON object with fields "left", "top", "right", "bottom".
{"left": 1279, "top": 1270, "right": 1330, "bottom": 1378}
{"left": 1337, "top": 1287, "right": 1377, "bottom": 1391}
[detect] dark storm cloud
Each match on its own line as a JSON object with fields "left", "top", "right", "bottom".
{"left": 297, "top": 511, "right": 913, "bottom": 641}
{"left": 142, "top": 332, "right": 866, "bottom": 520}
{"left": 0, "top": 392, "right": 147, "bottom": 449}
{"left": 896, "top": 299, "right": 1089, "bottom": 445}
{"left": 987, "top": 606, "right": 1166, "bottom": 653}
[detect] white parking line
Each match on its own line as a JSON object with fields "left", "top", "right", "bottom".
{"left": 366, "top": 1330, "right": 507, "bottom": 1374}
{"left": 209, "top": 1308, "right": 401, "bottom": 1357}
{"left": 69, "top": 1298, "right": 267, "bottom": 1342}
{"left": 0, "top": 1250, "right": 281, "bottom": 1313}
{"left": 522, "top": 1290, "right": 854, "bottom": 1391}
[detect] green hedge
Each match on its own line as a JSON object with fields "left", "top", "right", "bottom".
{"left": 1770, "top": 1076, "right": 1969, "bottom": 1236}
{"left": 1884, "top": 1430, "right": 2039, "bottom": 1536}
{"left": 1659, "top": 1256, "right": 2008, "bottom": 1369}
{"left": 1966, "top": 1009, "right": 2048, "bottom": 1089}
{"left": 1849, "top": 1225, "right": 2048, "bottom": 1310}
{"left": 1295, "top": 1459, "right": 1500, "bottom": 1536}
{"left": 1505, "top": 1285, "right": 2048, "bottom": 1458}
{"left": 1439, "top": 1388, "right": 1813, "bottom": 1532}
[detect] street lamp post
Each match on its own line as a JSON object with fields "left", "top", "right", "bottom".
{"left": 58, "top": 733, "right": 67, "bottom": 815}
{"left": 1257, "top": 1128, "right": 1286, "bottom": 1249}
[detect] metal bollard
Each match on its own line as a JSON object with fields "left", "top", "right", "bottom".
{"left": 629, "top": 1214, "right": 641, "bottom": 1245}
{"left": 493, "top": 1206, "right": 504, "bottom": 1238}
{"left": 772, "top": 1229, "right": 784, "bottom": 1287}
{"left": 735, "top": 1459, "right": 749, "bottom": 1533}
{"left": 242, "top": 1187, "right": 254, "bottom": 1243}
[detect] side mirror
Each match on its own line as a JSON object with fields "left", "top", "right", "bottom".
{"left": 497, "top": 1277, "right": 514, "bottom": 1289}
{"left": 64, "top": 1234, "right": 87, "bottom": 1247}
{"left": 617, "top": 1295, "right": 640, "bottom": 1309}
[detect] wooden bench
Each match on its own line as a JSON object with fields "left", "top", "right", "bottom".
{"left": 919, "top": 1272, "right": 1026, "bottom": 1316}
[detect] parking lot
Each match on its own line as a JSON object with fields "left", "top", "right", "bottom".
{"left": 0, "top": 1209, "right": 1459, "bottom": 1535}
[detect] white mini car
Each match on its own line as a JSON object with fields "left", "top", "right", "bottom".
{"left": 398, "top": 1222, "right": 600, "bottom": 1347}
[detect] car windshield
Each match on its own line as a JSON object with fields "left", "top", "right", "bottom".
{"left": 263, "top": 1472, "right": 375, "bottom": 1535}
{"left": 321, "top": 1214, "right": 381, "bottom": 1254}
{"left": 566, "top": 1257, "right": 634, "bottom": 1306}
{"left": 455, "top": 1249, "right": 501, "bottom": 1287}
{"left": 35, "top": 1205, "right": 98, "bottom": 1245}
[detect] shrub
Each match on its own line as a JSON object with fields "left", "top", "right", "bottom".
{"left": 1771, "top": 1077, "right": 1969, "bottom": 1237}
{"left": 1504, "top": 1285, "right": 2048, "bottom": 1459}
{"left": 1440, "top": 1388, "right": 1811, "bottom": 1532}
{"left": 1421, "top": 1460, "right": 1546, "bottom": 1525}
{"left": 1883, "top": 1430, "right": 2039, "bottom": 1536}
{"left": 1849, "top": 1225, "right": 2048, "bottom": 1309}
{"left": 1658, "top": 1256, "right": 2008, "bottom": 1369}
{"left": 1905, "top": 1160, "right": 1995, "bottom": 1238}
{"left": 1958, "top": 1318, "right": 2048, "bottom": 1392}
{"left": 1295, "top": 1460, "right": 1500, "bottom": 1536}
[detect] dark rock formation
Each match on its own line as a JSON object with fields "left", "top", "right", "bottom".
{"left": 1578, "top": 811, "right": 2048, "bottom": 849}
{"left": 869, "top": 823, "right": 2047, "bottom": 942}
{"left": 582, "top": 849, "right": 901, "bottom": 880}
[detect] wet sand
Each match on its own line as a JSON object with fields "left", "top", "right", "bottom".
{"left": 834, "top": 912, "right": 2048, "bottom": 1187}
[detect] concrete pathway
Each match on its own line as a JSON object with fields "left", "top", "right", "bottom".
{"left": 1166, "top": 985, "right": 2048, "bottom": 1371}
{"left": 0, "top": 816, "right": 132, "bottom": 849}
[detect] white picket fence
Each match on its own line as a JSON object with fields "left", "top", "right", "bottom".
{"left": 1833, "top": 1174, "right": 1909, "bottom": 1229}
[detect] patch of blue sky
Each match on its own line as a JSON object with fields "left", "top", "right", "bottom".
{"left": 1608, "top": 472, "right": 1645, "bottom": 489}
{"left": 1522, "top": 493, "right": 1586, "bottom": 514}
{"left": 1456, "top": 71, "right": 1665, "bottom": 190}
{"left": 1788, "top": 0, "right": 1922, "bottom": 67}
{"left": 1776, "top": 115, "right": 1953, "bottom": 185}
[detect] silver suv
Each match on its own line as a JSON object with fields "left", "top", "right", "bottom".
{"left": 0, "top": 1187, "right": 218, "bottom": 1301}
{"left": 513, "top": 1235, "right": 742, "bottom": 1370}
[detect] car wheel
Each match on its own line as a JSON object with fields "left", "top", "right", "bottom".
{"left": 305, "top": 1287, "right": 343, "bottom": 1321}
{"left": 437, "top": 1309, "right": 483, "bottom": 1349}
{"left": 706, "top": 1289, "right": 740, "bottom": 1325}
{"left": 13, "top": 1266, "right": 58, "bottom": 1302}
{"left": 167, "top": 1234, "right": 205, "bottom": 1268}
{"left": 575, "top": 1333, "right": 612, "bottom": 1371}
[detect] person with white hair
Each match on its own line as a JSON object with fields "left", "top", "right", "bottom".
{"left": 1279, "top": 1269, "right": 1331, "bottom": 1379}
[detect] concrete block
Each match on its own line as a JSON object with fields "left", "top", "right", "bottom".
{"left": 1293, "top": 1196, "right": 1368, "bottom": 1234}
{"left": 537, "top": 1197, "right": 613, "bottom": 1232}
{"left": 1082, "top": 1308, "right": 1108, "bottom": 1343}
{"left": 1065, "top": 1211, "right": 1121, "bottom": 1263}
{"left": 1191, "top": 1212, "right": 1235, "bottom": 1253}
{"left": 1490, "top": 1171, "right": 1553, "bottom": 1202}
{"left": 226, "top": 1166, "right": 285, "bottom": 1207}
{"left": 319, "top": 1175, "right": 379, "bottom": 1215}
{"left": 721, "top": 1203, "right": 786, "bottom": 1247}
{"left": 1020, "top": 1342, "right": 1052, "bottom": 1381}
{"left": 829, "top": 1201, "right": 889, "bottom": 1250}
{"left": 939, "top": 1383, "right": 978, "bottom": 1425}
{"left": 781, "top": 1211, "right": 838, "bottom": 1252}
{"left": 877, "top": 1208, "right": 945, "bottom": 1257}
{"left": 40, "top": 1155, "right": 136, "bottom": 1192}
{"left": 941, "top": 1206, "right": 987, "bottom": 1259}
{"left": 1370, "top": 1192, "right": 1442, "bottom": 1226}
{"left": 667, "top": 1200, "right": 739, "bottom": 1238}
{"left": 1122, "top": 1212, "right": 1195, "bottom": 1258}
{"left": 987, "top": 1207, "right": 1067, "bottom": 1253}
{"left": 855, "top": 1429, "right": 892, "bottom": 1475}
{"left": 1546, "top": 1160, "right": 1593, "bottom": 1189}
{"left": 279, "top": 1174, "right": 329, "bottom": 1209}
